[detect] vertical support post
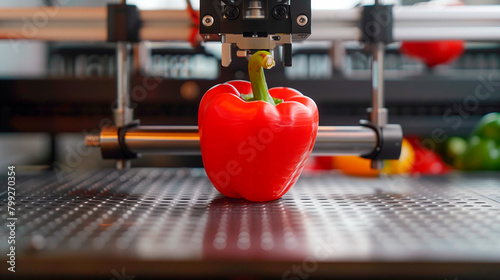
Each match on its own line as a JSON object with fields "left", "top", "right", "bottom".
{"left": 361, "top": 1, "right": 394, "bottom": 169}
{"left": 370, "top": 42, "right": 388, "bottom": 170}
{"left": 115, "top": 42, "right": 132, "bottom": 128}
{"left": 371, "top": 42, "right": 386, "bottom": 127}
{"left": 106, "top": 1, "right": 140, "bottom": 169}
{"left": 114, "top": 41, "right": 133, "bottom": 170}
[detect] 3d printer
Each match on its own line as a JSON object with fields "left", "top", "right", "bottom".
{"left": 84, "top": 0, "right": 404, "bottom": 171}
{"left": 1, "top": 1, "right": 500, "bottom": 279}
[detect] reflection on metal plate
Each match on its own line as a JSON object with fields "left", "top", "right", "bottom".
{"left": 1, "top": 169, "right": 499, "bottom": 278}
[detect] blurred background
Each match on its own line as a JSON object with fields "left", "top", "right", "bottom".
{"left": 1, "top": 0, "right": 500, "bottom": 172}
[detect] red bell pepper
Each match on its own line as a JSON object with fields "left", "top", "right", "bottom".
{"left": 407, "top": 137, "right": 450, "bottom": 175}
{"left": 400, "top": 40, "right": 465, "bottom": 68}
{"left": 199, "top": 51, "right": 319, "bottom": 202}
{"left": 400, "top": 1, "right": 465, "bottom": 68}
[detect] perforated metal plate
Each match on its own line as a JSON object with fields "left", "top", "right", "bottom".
{"left": 1, "top": 169, "right": 500, "bottom": 279}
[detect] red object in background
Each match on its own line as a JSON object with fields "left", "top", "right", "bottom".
{"left": 311, "top": 156, "right": 335, "bottom": 170}
{"left": 407, "top": 137, "right": 451, "bottom": 175}
{"left": 400, "top": 40, "right": 465, "bottom": 68}
{"left": 400, "top": 0, "right": 466, "bottom": 68}
{"left": 199, "top": 81, "right": 318, "bottom": 202}
{"left": 185, "top": 0, "right": 201, "bottom": 47}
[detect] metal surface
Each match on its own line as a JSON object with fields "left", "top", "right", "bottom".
{"left": 1, "top": 169, "right": 500, "bottom": 279}
{"left": 94, "top": 125, "right": 378, "bottom": 157}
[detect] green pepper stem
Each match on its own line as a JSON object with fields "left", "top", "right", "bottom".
{"left": 248, "top": 51, "right": 276, "bottom": 105}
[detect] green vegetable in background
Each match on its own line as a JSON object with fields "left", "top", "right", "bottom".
{"left": 455, "top": 113, "right": 500, "bottom": 171}
{"left": 447, "top": 137, "right": 467, "bottom": 161}
{"left": 472, "top": 112, "right": 500, "bottom": 140}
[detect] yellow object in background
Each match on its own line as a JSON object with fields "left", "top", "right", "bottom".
{"left": 333, "top": 155, "right": 380, "bottom": 177}
{"left": 333, "top": 139, "right": 415, "bottom": 177}
{"left": 383, "top": 139, "right": 416, "bottom": 175}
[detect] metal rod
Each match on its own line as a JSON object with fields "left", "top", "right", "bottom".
{"left": 119, "top": 126, "right": 378, "bottom": 156}
{"left": 394, "top": 5, "right": 500, "bottom": 21}
{"left": 370, "top": 42, "right": 387, "bottom": 170}
{"left": 311, "top": 6, "right": 500, "bottom": 42}
{"left": 2, "top": 6, "right": 500, "bottom": 42}
{"left": 371, "top": 42, "right": 386, "bottom": 127}
{"left": 0, "top": 8, "right": 193, "bottom": 41}
{"left": 125, "top": 126, "right": 201, "bottom": 155}
{"left": 393, "top": 27, "right": 500, "bottom": 41}
{"left": 115, "top": 42, "right": 132, "bottom": 128}
{"left": 114, "top": 42, "right": 132, "bottom": 169}
{"left": 314, "top": 126, "right": 377, "bottom": 156}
